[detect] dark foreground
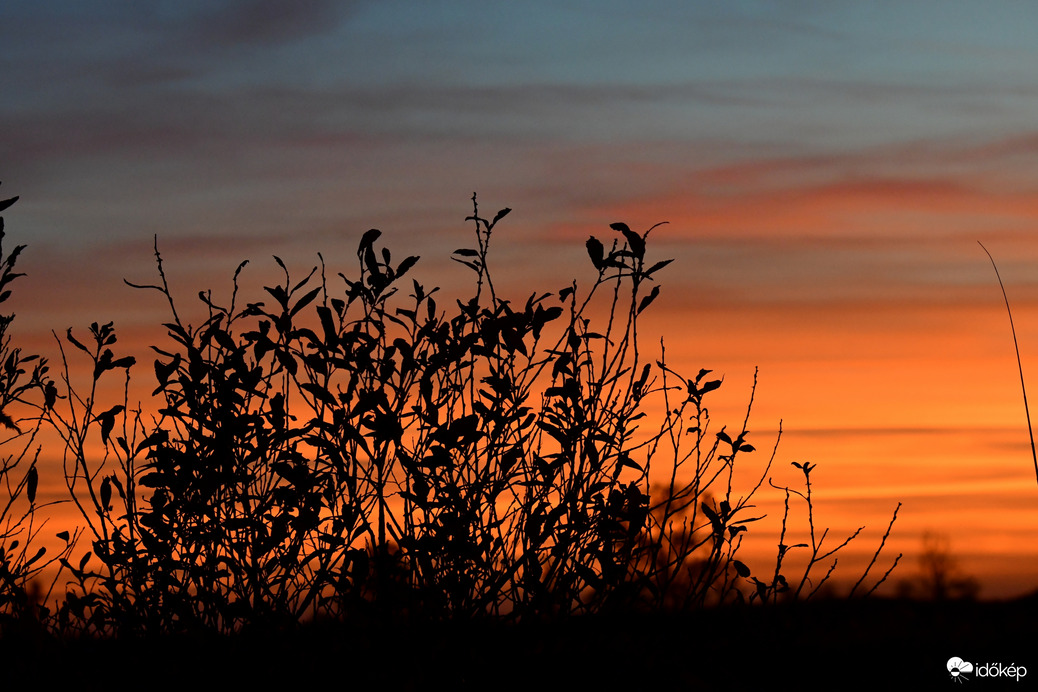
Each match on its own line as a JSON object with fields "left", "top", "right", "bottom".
{"left": 3, "top": 596, "right": 1035, "bottom": 690}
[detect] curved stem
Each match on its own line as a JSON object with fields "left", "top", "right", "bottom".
{"left": 979, "top": 241, "right": 1038, "bottom": 486}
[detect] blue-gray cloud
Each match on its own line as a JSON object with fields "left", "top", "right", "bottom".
{"left": 190, "top": 0, "right": 352, "bottom": 47}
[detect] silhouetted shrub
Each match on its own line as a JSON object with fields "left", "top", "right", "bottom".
{"left": 3, "top": 190, "right": 899, "bottom": 637}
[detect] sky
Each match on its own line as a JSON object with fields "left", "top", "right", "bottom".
{"left": 6, "top": 0, "right": 1038, "bottom": 598}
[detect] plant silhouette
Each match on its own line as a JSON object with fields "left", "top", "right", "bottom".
{"left": 980, "top": 242, "right": 1038, "bottom": 485}
{"left": 0, "top": 187, "right": 900, "bottom": 638}
{"left": 0, "top": 185, "right": 75, "bottom": 637}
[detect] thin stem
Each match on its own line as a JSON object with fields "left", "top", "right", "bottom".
{"left": 979, "top": 242, "right": 1038, "bottom": 486}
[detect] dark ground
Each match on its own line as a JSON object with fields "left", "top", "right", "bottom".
{"left": 3, "top": 596, "right": 1036, "bottom": 690}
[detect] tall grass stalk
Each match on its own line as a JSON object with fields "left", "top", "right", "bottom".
{"left": 979, "top": 242, "right": 1038, "bottom": 486}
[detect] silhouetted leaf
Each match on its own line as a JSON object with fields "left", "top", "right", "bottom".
{"left": 634, "top": 363, "right": 651, "bottom": 393}
{"left": 96, "top": 405, "right": 124, "bottom": 445}
{"left": 26, "top": 464, "right": 37, "bottom": 503}
{"left": 481, "top": 375, "right": 511, "bottom": 397}
{"left": 316, "top": 305, "right": 337, "bottom": 347}
{"left": 542, "top": 306, "right": 563, "bottom": 322}
{"left": 620, "top": 227, "right": 645, "bottom": 259}
{"left": 301, "top": 382, "right": 337, "bottom": 407}
{"left": 359, "top": 228, "right": 381, "bottom": 251}
{"left": 290, "top": 286, "right": 322, "bottom": 317}
{"left": 264, "top": 284, "right": 289, "bottom": 311}
{"left": 153, "top": 353, "right": 181, "bottom": 391}
{"left": 100, "top": 477, "right": 112, "bottom": 510}
{"left": 644, "top": 259, "right": 673, "bottom": 277}
{"left": 585, "top": 237, "right": 605, "bottom": 270}
{"left": 701, "top": 501, "right": 723, "bottom": 536}
{"left": 618, "top": 454, "right": 643, "bottom": 471}
{"left": 65, "top": 328, "right": 90, "bottom": 355}
{"left": 396, "top": 255, "right": 419, "bottom": 279}
{"left": 637, "top": 285, "right": 660, "bottom": 315}
{"left": 492, "top": 207, "right": 511, "bottom": 226}
{"left": 24, "top": 547, "right": 45, "bottom": 568}
{"left": 0, "top": 409, "right": 20, "bottom": 432}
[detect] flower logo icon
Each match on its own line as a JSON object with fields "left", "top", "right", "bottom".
{"left": 948, "top": 657, "right": 974, "bottom": 682}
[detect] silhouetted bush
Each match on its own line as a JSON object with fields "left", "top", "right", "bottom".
{"left": 0, "top": 189, "right": 900, "bottom": 638}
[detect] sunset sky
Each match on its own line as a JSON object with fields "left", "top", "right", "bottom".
{"left": 6, "top": 1, "right": 1038, "bottom": 597}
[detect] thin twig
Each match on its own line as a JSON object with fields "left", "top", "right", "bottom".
{"left": 849, "top": 501, "right": 901, "bottom": 597}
